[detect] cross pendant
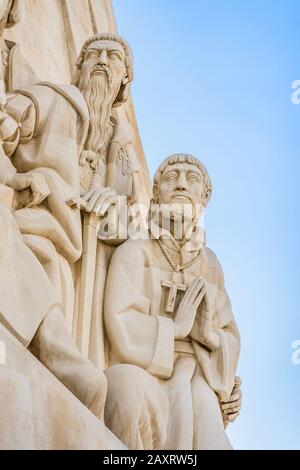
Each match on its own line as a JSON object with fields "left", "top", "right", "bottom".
{"left": 161, "top": 272, "right": 187, "bottom": 313}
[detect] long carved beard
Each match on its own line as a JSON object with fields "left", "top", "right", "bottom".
{"left": 79, "top": 71, "right": 116, "bottom": 153}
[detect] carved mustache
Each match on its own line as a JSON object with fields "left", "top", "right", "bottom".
{"left": 92, "top": 65, "right": 107, "bottom": 73}
{"left": 89, "top": 65, "right": 112, "bottom": 92}
{"left": 171, "top": 192, "right": 192, "bottom": 201}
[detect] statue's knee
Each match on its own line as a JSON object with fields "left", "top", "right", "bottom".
{"left": 84, "top": 368, "right": 107, "bottom": 396}
{"left": 83, "top": 370, "right": 107, "bottom": 420}
{"left": 105, "top": 364, "right": 150, "bottom": 407}
{"left": 96, "top": 370, "right": 107, "bottom": 395}
{"left": 105, "top": 363, "right": 148, "bottom": 386}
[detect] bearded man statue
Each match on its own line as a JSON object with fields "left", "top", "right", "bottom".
{"left": 0, "top": 8, "right": 119, "bottom": 450}
{"left": 0, "top": 34, "right": 139, "bottom": 371}
{"left": 104, "top": 154, "right": 241, "bottom": 450}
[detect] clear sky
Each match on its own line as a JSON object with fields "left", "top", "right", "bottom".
{"left": 113, "top": 0, "right": 300, "bottom": 450}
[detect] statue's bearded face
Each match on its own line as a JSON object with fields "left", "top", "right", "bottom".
{"left": 77, "top": 40, "right": 127, "bottom": 153}
{"left": 156, "top": 163, "right": 205, "bottom": 216}
{"left": 78, "top": 40, "right": 126, "bottom": 99}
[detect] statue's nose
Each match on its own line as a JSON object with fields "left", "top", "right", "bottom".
{"left": 98, "top": 50, "right": 108, "bottom": 65}
{"left": 177, "top": 173, "right": 187, "bottom": 189}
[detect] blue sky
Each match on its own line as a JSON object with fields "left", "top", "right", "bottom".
{"left": 114, "top": 0, "right": 300, "bottom": 449}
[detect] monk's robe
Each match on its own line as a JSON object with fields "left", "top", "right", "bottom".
{"left": 104, "top": 229, "right": 240, "bottom": 450}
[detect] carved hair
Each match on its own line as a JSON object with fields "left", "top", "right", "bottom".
{"left": 75, "top": 33, "right": 133, "bottom": 107}
{"left": 6, "top": 0, "right": 22, "bottom": 28}
{"left": 153, "top": 153, "right": 212, "bottom": 206}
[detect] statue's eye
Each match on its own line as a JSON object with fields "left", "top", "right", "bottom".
{"left": 86, "top": 51, "right": 98, "bottom": 59}
{"left": 188, "top": 174, "right": 201, "bottom": 183}
{"left": 165, "top": 172, "right": 177, "bottom": 182}
{"left": 109, "top": 51, "right": 122, "bottom": 61}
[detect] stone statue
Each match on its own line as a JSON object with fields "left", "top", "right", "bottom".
{"left": 0, "top": 33, "right": 139, "bottom": 368}
{"left": 104, "top": 153, "right": 241, "bottom": 450}
{"left": 0, "top": 75, "right": 86, "bottom": 333}
{"left": 0, "top": 2, "right": 242, "bottom": 450}
{"left": 72, "top": 34, "right": 139, "bottom": 368}
{"left": 0, "top": 208, "right": 118, "bottom": 449}
{"left": 0, "top": 197, "right": 107, "bottom": 419}
{"left": 0, "top": 4, "right": 120, "bottom": 450}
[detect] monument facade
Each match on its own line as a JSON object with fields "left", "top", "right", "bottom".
{"left": 0, "top": 0, "right": 242, "bottom": 450}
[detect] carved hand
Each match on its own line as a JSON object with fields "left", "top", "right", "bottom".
{"left": 4, "top": 172, "right": 50, "bottom": 207}
{"left": 221, "top": 376, "right": 242, "bottom": 427}
{"left": 174, "top": 277, "right": 206, "bottom": 339}
{"left": 82, "top": 186, "right": 119, "bottom": 217}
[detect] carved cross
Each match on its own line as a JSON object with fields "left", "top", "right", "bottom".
{"left": 161, "top": 273, "right": 187, "bottom": 313}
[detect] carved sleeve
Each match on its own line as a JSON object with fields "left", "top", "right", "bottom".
{"left": 190, "top": 250, "right": 240, "bottom": 401}
{"left": 104, "top": 241, "right": 174, "bottom": 379}
{"left": 1, "top": 93, "right": 37, "bottom": 157}
{"left": 0, "top": 94, "right": 37, "bottom": 185}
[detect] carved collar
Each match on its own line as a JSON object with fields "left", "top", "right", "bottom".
{"left": 152, "top": 225, "right": 204, "bottom": 273}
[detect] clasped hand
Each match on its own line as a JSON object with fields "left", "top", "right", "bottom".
{"left": 81, "top": 187, "right": 119, "bottom": 217}
{"left": 174, "top": 277, "right": 206, "bottom": 339}
{"left": 174, "top": 276, "right": 220, "bottom": 349}
{"left": 5, "top": 172, "right": 50, "bottom": 207}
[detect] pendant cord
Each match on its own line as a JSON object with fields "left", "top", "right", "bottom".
{"left": 157, "top": 238, "right": 201, "bottom": 272}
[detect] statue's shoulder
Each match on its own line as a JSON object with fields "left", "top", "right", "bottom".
{"left": 202, "top": 246, "right": 223, "bottom": 272}
{"left": 38, "top": 83, "right": 88, "bottom": 121}
{"left": 7, "top": 83, "right": 65, "bottom": 123}
{"left": 112, "top": 236, "right": 153, "bottom": 263}
{"left": 11, "top": 83, "right": 89, "bottom": 122}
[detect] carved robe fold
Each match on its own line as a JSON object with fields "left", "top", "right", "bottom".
{"left": 1, "top": 83, "right": 89, "bottom": 331}
{"left": 0, "top": 196, "right": 55, "bottom": 346}
{"left": 4, "top": 40, "right": 41, "bottom": 91}
{"left": 87, "top": 108, "right": 140, "bottom": 370}
{"left": 104, "top": 231, "right": 240, "bottom": 449}
{"left": 0, "top": 187, "right": 110, "bottom": 437}
{"left": 1, "top": 82, "right": 140, "bottom": 354}
{"left": 0, "top": 197, "right": 120, "bottom": 449}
